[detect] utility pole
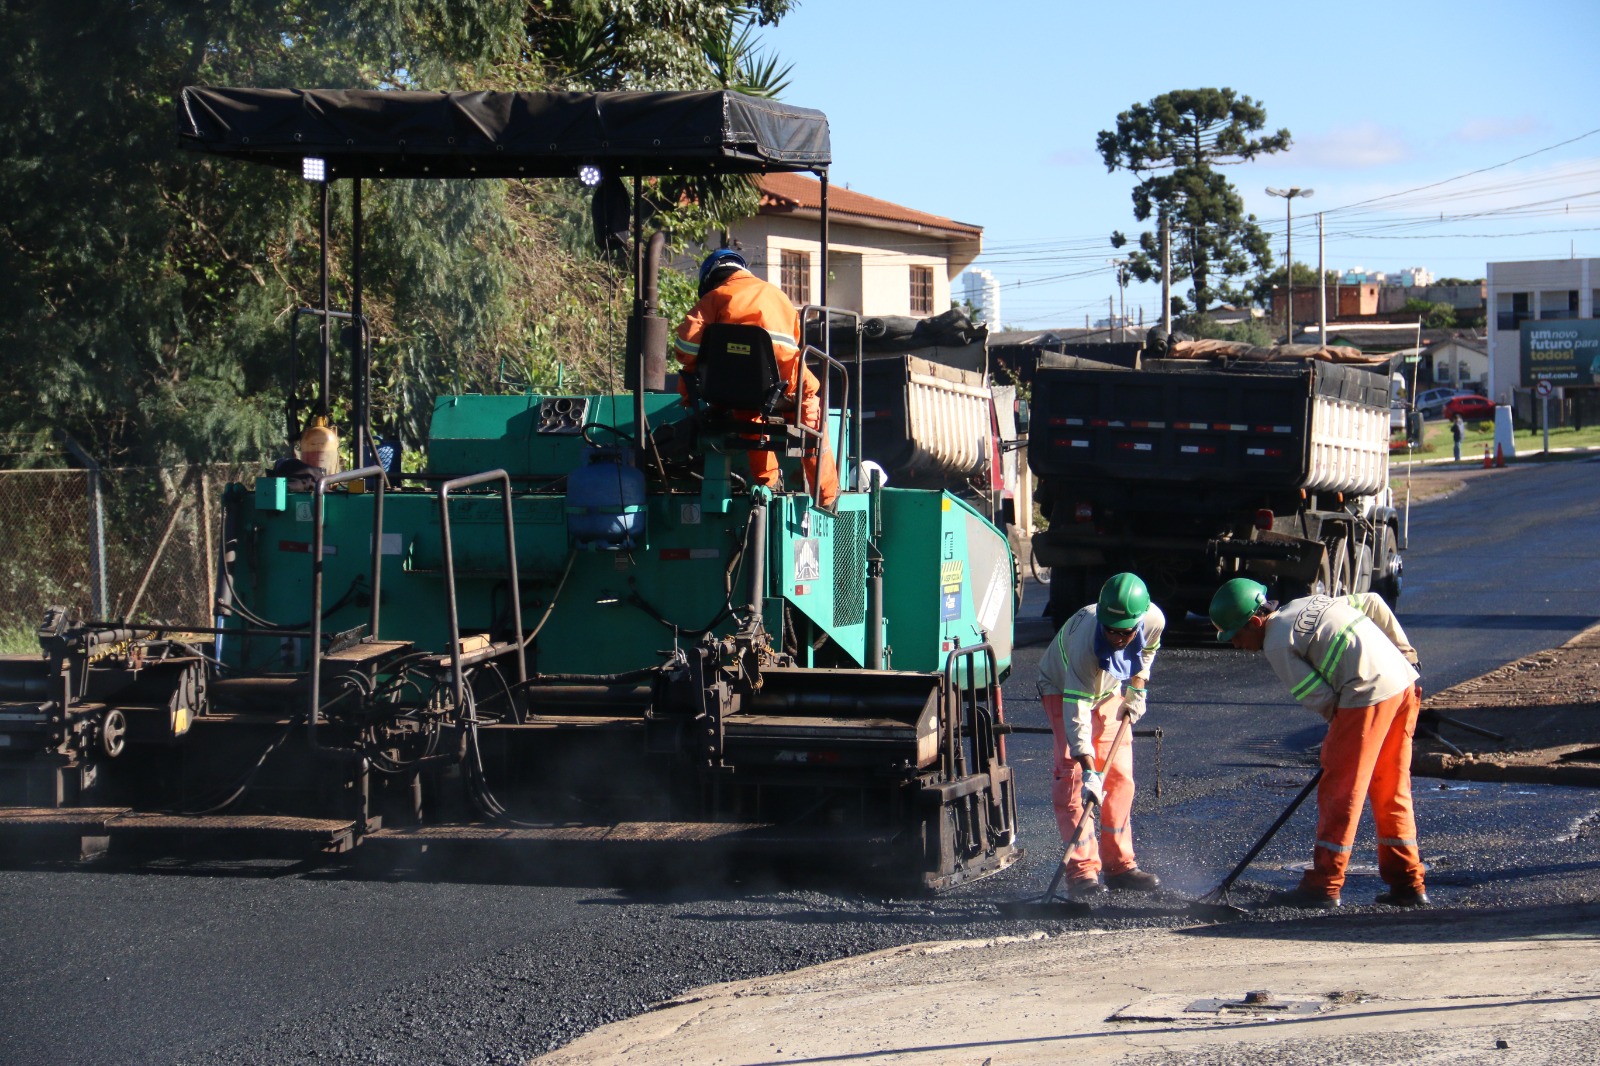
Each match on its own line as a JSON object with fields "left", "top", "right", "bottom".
{"left": 1160, "top": 215, "right": 1172, "bottom": 336}
{"left": 1109, "top": 258, "right": 1130, "bottom": 343}
{"left": 1317, "top": 212, "right": 1327, "bottom": 342}
{"left": 1267, "top": 186, "right": 1314, "bottom": 342}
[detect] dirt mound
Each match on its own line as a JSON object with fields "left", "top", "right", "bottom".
{"left": 1414, "top": 624, "right": 1600, "bottom": 786}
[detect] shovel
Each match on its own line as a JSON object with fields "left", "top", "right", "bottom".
{"left": 1185, "top": 766, "right": 1324, "bottom": 921}
{"left": 998, "top": 713, "right": 1134, "bottom": 920}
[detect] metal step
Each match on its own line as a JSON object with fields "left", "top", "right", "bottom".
{"left": 363, "top": 820, "right": 898, "bottom": 851}
{"left": 0, "top": 805, "right": 357, "bottom": 859}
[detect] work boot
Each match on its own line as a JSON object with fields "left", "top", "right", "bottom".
{"left": 1067, "top": 877, "right": 1106, "bottom": 900}
{"left": 1104, "top": 867, "right": 1162, "bottom": 893}
{"left": 1263, "top": 887, "right": 1341, "bottom": 910}
{"left": 1374, "top": 886, "right": 1430, "bottom": 907}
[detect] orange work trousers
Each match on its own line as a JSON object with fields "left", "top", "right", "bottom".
{"left": 739, "top": 370, "right": 839, "bottom": 507}
{"left": 1042, "top": 694, "right": 1136, "bottom": 880}
{"left": 1302, "top": 684, "right": 1426, "bottom": 896}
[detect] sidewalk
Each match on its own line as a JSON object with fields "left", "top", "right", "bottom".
{"left": 535, "top": 903, "right": 1600, "bottom": 1065}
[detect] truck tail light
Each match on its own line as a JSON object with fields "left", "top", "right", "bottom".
{"left": 1255, "top": 508, "right": 1274, "bottom": 531}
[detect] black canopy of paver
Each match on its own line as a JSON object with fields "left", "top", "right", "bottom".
{"left": 177, "top": 87, "right": 831, "bottom": 179}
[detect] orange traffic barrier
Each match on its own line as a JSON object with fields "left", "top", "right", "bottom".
{"left": 1483, "top": 443, "right": 1492, "bottom": 468}
{"left": 1495, "top": 443, "right": 1506, "bottom": 468}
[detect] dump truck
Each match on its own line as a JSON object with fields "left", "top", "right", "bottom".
{"left": 1029, "top": 341, "right": 1403, "bottom": 632}
{"left": 0, "top": 87, "right": 1019, "bottom": 891}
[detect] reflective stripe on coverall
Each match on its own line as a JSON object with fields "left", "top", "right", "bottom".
{"left": 673, "top": 269, "right": 839, "bottom": 506}
{"left": 1041, "top": 693, "right": 1136, "bottom": 880}
{"left": 1263, "top": 593, "right": 1425, "bottom": 897}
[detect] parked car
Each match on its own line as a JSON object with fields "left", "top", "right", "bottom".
{"left": 1416, "top": 387, "right": 1474, "bottom": 418}
{"left": 1443, "top": 394, "right": 1496, "bottom": 421}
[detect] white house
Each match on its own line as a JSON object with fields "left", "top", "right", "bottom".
{"left": 706, "top": 174, "right": 983, "bottom": 318}
{"left": 1424, "top": 336, "right": 1488, "bottom": 392}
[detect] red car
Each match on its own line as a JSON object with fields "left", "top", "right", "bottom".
{"left": 1443, "top": 394, "right": 1496, "bottom": 421}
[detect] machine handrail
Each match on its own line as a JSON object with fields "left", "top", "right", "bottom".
{"left": 307, "top": 465, "right": 386, "bottom": 740}
{"left": 940, "top": 642, "right": 1000, "bottom": 783}
{"left": 799, "top": 305, "right": 859, "bottom": 509}
{"left": 437, "top": 470, "right": 527, "bottom": 714}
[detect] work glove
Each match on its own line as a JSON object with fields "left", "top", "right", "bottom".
{"left": 1120, "top": 685, "right": 1147, "bottom": 723}
{"left": 1081, "top": 770, "right": 1105, "bottom": 807}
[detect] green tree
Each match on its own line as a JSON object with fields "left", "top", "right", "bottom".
{"left": 1190, "top": 315, "right": 1275, "bottom": 348}
{"left": 1097, "top": 88, "right": 1290, "bottom": 320}
{"left": 0, "top": 1, "right": 798, "bottom": 466}
{"left": 1401, "top": 298, "right": 1457, "bottom": 329}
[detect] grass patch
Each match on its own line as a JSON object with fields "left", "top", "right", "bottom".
{"left": 0, "top": 625, "right": 40, "bottom": 655}
{"left": 1393, "top": 418, "right": 1600, "bottom": 463}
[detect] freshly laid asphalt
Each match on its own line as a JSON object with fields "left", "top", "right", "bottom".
{"left": 0, "top": 459, "right": 1595, "bottom": 1066}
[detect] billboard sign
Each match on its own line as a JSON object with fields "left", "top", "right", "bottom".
{"left": 1520, "top": 319, "right": 1600, "bottom": 386}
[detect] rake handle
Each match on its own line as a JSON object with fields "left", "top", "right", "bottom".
{"left": 1204, "top": 766, "right": 1325, "bottom": 901}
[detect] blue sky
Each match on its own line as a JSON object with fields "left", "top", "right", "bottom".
{"left": 763, "top": 0, "right": 1600, "bottom": 329}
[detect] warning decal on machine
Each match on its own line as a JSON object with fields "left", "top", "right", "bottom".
{"left": 940, "top": 560, "right": 963, "bottom": 621}
{"left": 793, "top": 538, "right": 821, "bottom": 582}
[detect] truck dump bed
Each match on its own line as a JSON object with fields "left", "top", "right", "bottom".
{"left": 860, "top": 354, "right": 994, "bottom": 485}
{"left": 1029, "top": 356, "right": 1391, "bottom": 496}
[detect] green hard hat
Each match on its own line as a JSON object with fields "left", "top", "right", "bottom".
{"left": 1096, "top": 572, "right": 1150, "bottom": 630}
{"left": 1210, "top": 578, "right": 1269, "bottom": 642}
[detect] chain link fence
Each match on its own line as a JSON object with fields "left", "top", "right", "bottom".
{"left": 0, "top": 465, "right": 258, "bottom": 651}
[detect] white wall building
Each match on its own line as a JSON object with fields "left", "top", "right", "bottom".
{"left": 1484, "top": 257, "right": 1599, "bottom": 401}
{"left": 696, "top": 174, "right": 982, "bottom": 320}
{"left": 960, "top": 268, "right": 1001, "bottom": 327}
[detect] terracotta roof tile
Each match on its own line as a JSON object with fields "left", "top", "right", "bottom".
{"left": 758, "top": 173, "right": 981, "bottom": 239}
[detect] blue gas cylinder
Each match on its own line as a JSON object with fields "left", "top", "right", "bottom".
{"left": 564, "top": 452, "right": 646, "bottom": 550}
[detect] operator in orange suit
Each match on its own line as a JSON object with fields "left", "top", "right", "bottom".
{"left": 1211, "top": 581, "right": 1428, "bottom": 909}
{"left": 673, "top": 249, "right": 839, "bottom": 507}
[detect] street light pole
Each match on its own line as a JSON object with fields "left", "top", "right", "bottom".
{"left": 1266, "top": 186, "right": 1313, "bottom": 342}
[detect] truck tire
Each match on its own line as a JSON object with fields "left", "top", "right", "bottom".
{"left": 1372, "top": 526, "right": 1403, "bottom": 608}
{"left": 1327, "top": 537, "right": 1350, "bottom": 597}
{"left": 1351, "top": 540, "right": 1373, "bottom": 595}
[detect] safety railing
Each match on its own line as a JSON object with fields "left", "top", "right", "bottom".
{"left": 437, "top": 470, "right": 527, "bottom": 714}
{"left": 307, "top": 465, "right": 386, "bottom": 743}
{"left": 800, "top": 305, "right": 859, "bottom": 510}
{"left": 941, "top": 641, "right": 1001, "bottom": 784}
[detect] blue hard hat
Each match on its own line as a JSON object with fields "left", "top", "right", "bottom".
{"left": 698, "top": 248, "right": 747, "bottom": 293}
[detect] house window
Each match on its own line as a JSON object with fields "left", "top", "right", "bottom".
{"left": 1496, "top": 291, "right": 1530, "bottom": 332}
{"left": 909, "top": 265, "right": 934, "bottom": 315}
{"left": 1539, "top": 290, "right": 1578, "bottom": 320}
{"left": 780, "top": 249, "right": 810, "bottom": 305}
{"left": 1593, "top": 290, "right": 1600, "bottom": 318}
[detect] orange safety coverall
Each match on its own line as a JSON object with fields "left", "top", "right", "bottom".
{"left": 1263, "top": 593, "right": 1425, "bottom": 897}
{"left": 673, "top": 269, "right": 839, "bottom": 507}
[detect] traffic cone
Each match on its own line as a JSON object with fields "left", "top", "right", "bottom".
{"left": 1483, "top": 443, "right": 1492, "bottom": 468}
{"left": 1495, "top": 443, "right": 1506, "bottom": 468}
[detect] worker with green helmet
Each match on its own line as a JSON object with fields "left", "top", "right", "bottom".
{"left": 1209, "top": 578, "right": 1427, "bottom": 909}
{"left": 1037, "top": 572, "right": 1165, "bottom": 899}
